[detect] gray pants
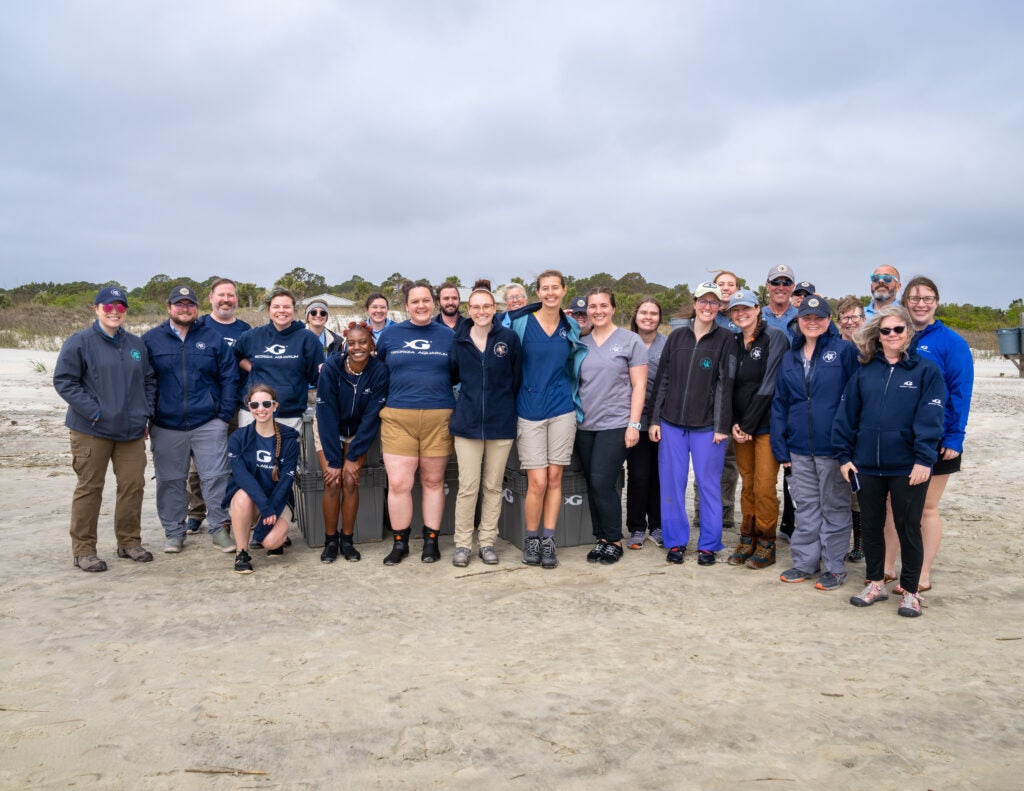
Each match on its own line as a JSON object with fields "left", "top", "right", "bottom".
{"left": 787, "top": 454, "right": 853, "bottom": 576}
{"left": 151, "top": 420, "right": 230, "bottom": 539}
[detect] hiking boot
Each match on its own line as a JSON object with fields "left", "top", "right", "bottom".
{"left": 478, "top": 545, "right": 499, "bottom": 565}
{"left": 779, "top": 567, "right": 811, "bottom": 584}
{"left": 650, "top": 528, "right": 664, "bottom": 547}
{"left": 540, "top": 537, "right": 558, "bottom": 569}
{"left": 421, "top": 528, "right": 441, "bottom": 563}
{"left": 234, "top": 550, "right": 253, "bottom": 574}
{"left": 74, "top": 554, "right": 107, "bottom": 572}
{"left": 163, "top": 536, "right": 184, "bottom": 554}
{"left": 666, "top": 546, "right": 686, "bottom": 564}
{"left": 849, "top": 581, "right": 889, "bottom": 607}
{"left": 383, "top": 529, "right": 411, "bottom": 566}
{"left": 599, "top": 543, "right": 624, "bottom": 565}
{"left": 117, "top": 545, "right": 153, "bottom": 562}
{"left": 697, "top": 550, "right": 716, "bottom": 566}
{"left": 815, "top": 571, "right": 848, "bottom": 591}
{"left": 211, "top": 528, "right": 236, "bottom": 553}
{"left": 452, "top": 547, "right": 471, "bottom": 567}
{"left": 586, "top": 541, "right": 608, "bottom": 563}
{"left": 320, "top": 536, "right": 339, "bottom": 563}
{"left": 897, "top": 591, "right": 922, "bottom": 618}
{"left": 727, "top": 536, "right": 755, "bottom": 566}
{"left": 339, "top": 534, "right": 361, "bottom": 562}
{"left": 522, "top": 536, "right": 541, "bottom": 566}
{"left": 627, "top": 530, "right": 646, "bottom": 549}
{"left": 185, "top": 518, "right": 205, "bottom": 535}
{"left": 745, "top": 540, "right": 776, "bottom": 569}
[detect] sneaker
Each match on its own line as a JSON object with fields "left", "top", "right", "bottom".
{"left": 452, "top": 547, "right": 471, "bottom": 568}
{"left": 627, "top": 530, "right": 646, "bottom": 550}
{"left": 284, "top": 536, "right": 292, "bottom": 548}
{"left": 249, "top": 540, "right": 264, "bottom": 550}
{"left": 540, "top": 537, "right": 558, "bottom": 569}
{"left": 116, "top": 545, "right": 153, "bottom": 562}
{"left": 846, "top": 548, "right": 865, "bottom": 563}
{"left": 815, "top": 571, "right": 848, "bottom": 591}
{"left": 234, "top": 550, "right": 253, "bottom": 574}
{"left": 586, "top": 541, "right": 608, "bottom": 563}
{"left": 599, "top": 543, "right": 624, "bottom": 565}
{"left": 211, "top": 528, "right": 236, "bottom": 553}
{"left": 522, "top": 536, "right": 541, "bottom": 566}
{"left": 74, "top": 554, "right": 108, "bottom": 572}
{"left": 779, "top": 567, "right": 811, "bottom": 584}
{"left": 478, "top": 546, "right": 499, "bottom": 565}
{"left": 650, "top": 528, "right": 664, "bottom": 547}
{"left": 163, "top": 536, "right": 184, "bottom": 554}
{"left": 697, "top": 550, "right": 716, "bottom": 566}
{"left": 320, "top": 537, "right": 339, "bottom": 563}
{"left": 666, "top": 546, "right": 685, "bottom": 564}
{"left": 849, "top": 581, "right": 889, "bottom": 607}
{"left": 185, "top": 518, "right": 204, "bottom": 535}
{"left": 897, "top": 591, "right": 922, "bottom": 618}
{"left": 267, "top": 546, "right": 284, "bottom": 556}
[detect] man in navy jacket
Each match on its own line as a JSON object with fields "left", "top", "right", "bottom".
{"left": 143, "top": 285, "right": 239, "bottom": 554}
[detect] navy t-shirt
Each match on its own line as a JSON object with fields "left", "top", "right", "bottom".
{"left": 517, "top": 314, "right": 574, "bottom": 421}
{"left": 202, "top": 316, "right": 251, "bottom": 395}
{"left": 375, "top": 320, "right": 455, "bottom": 409}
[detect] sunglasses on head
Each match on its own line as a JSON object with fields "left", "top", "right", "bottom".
{"left": 100, "top": 303, "right": 128, "bottom": 313}
{"left": 879, "top": 325, "right": 906, "bottom": 335}
{"left": 769, "top": 278, "right": 793, "bottom": 287}
{"left": 307, "top": 309, "right": 328, "bottom": 317}
{"left": 871, "top": 273, "right": 897, "bottom": 284}
{"left": 248, "top": 400, "right": 276, "bottom": 410}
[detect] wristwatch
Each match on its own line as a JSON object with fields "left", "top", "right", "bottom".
{"left": 628, "top": 421, "right": 642, "bottom": 430}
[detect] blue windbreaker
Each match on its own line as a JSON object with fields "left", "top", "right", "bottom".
{"left": 913, "top": 320, "right": 973, "bottom": 454}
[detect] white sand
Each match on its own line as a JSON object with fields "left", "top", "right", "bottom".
{"left": 1, "top": 348, "right": 1022, "bottom": 789}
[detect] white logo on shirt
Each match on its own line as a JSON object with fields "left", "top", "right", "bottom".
{"left": 264, "top": 344, "right": 287, "bottom": 355}
{"left": 750, "top": 347, "right": 763, "bottom": 360}
{"left": 256, "top": 450, "right": 273, "bottom": 463}
{"left": 822, "top": 351, "right": 837, "bottom": 362}
{"left": 494, "top": 342, "right": 508, "bottom": 357}
{"left": 403, "top": 339, "right": 431, "bottom": 351}
{"left": 899, "top": 380, "right": 917, "bottom": 389}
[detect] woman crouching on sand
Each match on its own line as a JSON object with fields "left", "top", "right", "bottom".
{"left": 224, "top": 384, "right": 299, "bottom": 574}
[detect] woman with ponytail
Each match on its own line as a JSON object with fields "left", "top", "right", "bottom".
{"left": 223, "top": 384, "right": 299, "bottom": 574}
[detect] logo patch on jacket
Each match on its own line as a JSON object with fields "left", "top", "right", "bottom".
{"left": 822, "top": 351, "right": 837, "bottom": 362}
{"left": 493, "top": 342, "right": 508, "bottom": 357}
{"left": 700, "top": 357, "right": 712, "bottom": 369}
{"left": 899, "top": 379, "right": 918, "bottom": 389}
{"left": 195, "top": 341, "right": 207, "bottom": 350}
{"left": 750, "top": 347, "right": 763, "bottom": 360}
{"left": 131, "top": 349, "right": 141, "bottom": 360}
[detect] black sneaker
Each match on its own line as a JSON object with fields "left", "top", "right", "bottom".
{"left": 234, "top": 550, "right": 253, "bottom": 574}
{"left": 666, "top": 546, "right": 686, "bottom": 564}
{"left": 540, "top": 537, "right": 558, "bottom": 569}
{"left": 320, "top": 537, "right": 339, "bottom": 563}
{"left": 586, "top": 541, "right": 608, "bottom": 563}
{"left": 599, "top": 543, "right": 624, "bottom": 565}
{"left": 267, "top": 546, "right": 284, "bottom": 556}
{"left": 522, "top": 536, "right": 541, "bottom": 566}
{"left": 697, "top": 550, "right": 716, "bottom": 566}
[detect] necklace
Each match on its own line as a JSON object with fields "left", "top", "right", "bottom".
{"left": 345, "top": 356, "right": 365, "bottom": 377}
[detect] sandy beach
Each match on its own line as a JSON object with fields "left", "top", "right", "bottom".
{"left": 1, "top": 347, "right": 1022, "bottom": 790}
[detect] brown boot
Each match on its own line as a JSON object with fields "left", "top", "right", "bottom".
{"left": 727, "top": 535, "right": 755, "bottom": 566}
{"left": 745, "top": 539, "right": 776, "bottom": 569}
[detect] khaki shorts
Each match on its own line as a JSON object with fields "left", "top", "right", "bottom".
{"left": 516, "top": 412, "right": 577, "bottom": 469}
{"left": 380, "top": 407, "right": 454, "bottom": 458}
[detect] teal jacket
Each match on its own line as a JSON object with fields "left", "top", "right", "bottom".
{"left": 509, "top": 303, "right": 588, "bottom": 423}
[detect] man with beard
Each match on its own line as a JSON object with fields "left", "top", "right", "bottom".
{"left": 761, "top": 264, "right": 799, "bottom": 340}
{"left": 143, "top": 286, "right": 239, "bottom": 554}
{"left": 434, "top": 282, "right": 470, "bottom": 331}
{"left": 864, "top": 265, "right": 902, "bottom": 318}
{"left": 184, "top": 278, "right": 251, "bottom": 534}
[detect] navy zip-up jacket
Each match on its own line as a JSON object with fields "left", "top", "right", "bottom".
{"left": 143, "top": 320, "right": 239, "bottom": 431}
{"left": 223, "top": 423, "right": 298, "bottom": 521}
{"left": 770, "top": 323, "right": 858, "bottom": 463}
{"left": 315, "top": 353, "right": 389, "bottom": 467}
{"left": 832, "top": 350, "right": 946, "bottom": 476}
{"left": 54, "top": 321, "right": 156, "bottom": 441}
{"left": 450, "top": 322, "right": 522, "bottom": 440}
{"left": 234, "top": 321, "right": 324, "bottom": 418}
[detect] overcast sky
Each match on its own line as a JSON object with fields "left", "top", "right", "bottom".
{"left": 2, "top": 1, "right": 1021, "bottom": 306}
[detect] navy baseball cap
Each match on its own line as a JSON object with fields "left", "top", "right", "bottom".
{"left": 167, "top": 285, "right": 199, "bottom": 305}
{"left": 797, "top": 294, "right": 831, "bottom": 319}
{"left": 793, "top": 281, "right": 816, "bottom": 296}
{"left": 568, "top": 296, "right": 588, "bottom": 314}
{"left": 95, "top": 286, "right": 128, "bottom": 306}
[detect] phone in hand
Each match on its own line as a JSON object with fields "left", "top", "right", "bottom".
{"left": 848, "top": 471, "right": 861, "bottom": 494}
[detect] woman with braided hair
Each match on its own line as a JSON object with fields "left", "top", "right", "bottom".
{"left": 224, "top": 384, "right": 299, "bottom": 574}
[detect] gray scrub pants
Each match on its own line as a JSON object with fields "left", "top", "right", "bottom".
{"left": 151, "top": 420, "right": 230, "bottom": 539}
{"left": 787, "top": 453, "right": 853, "bottom": 576}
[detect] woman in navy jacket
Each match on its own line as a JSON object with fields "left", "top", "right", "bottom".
{"left": 224, "top": 383, "right": 299, "bottom": 574}
{"left": 448, "top": 281, "right": 522, "bottom": 566}
{"left": 834, "top": 305, "right": 946, "bottom": 617}
{"left": 315, "top": 323, "right": 389, "bottom": 563}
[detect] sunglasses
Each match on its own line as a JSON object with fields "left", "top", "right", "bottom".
{"left": 248, "top": 400, "right": 277, "bottom": 410}
{"left": 100, "top": 303, "right": 128, "bottom": 313}
{"left": 769, "top": 278, "right": 793, "bottom": 287}
{"left": 879, "top": 325, "right": 907, "bottom": 335}
{"left": 307, "top": 309, "right": 328, "bottom": 317}
{"left": 870, "top": 273, "right": 897, "bottom": 284}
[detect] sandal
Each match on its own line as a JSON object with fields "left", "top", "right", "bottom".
{"left": 893, "top": 584, "right": 929, "bottom": 596}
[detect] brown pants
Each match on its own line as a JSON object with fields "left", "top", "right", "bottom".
{"left": 734, "top": 433, "right": 780, "bottom": 540}
{"left": 69, "top": 430, "right": 147, "bottom": 556}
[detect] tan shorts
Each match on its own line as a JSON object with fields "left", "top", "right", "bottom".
{"left": 380, "top": 407, "right": 454, "bottom": 458}
{"left": 516, "top": 412, "right": 577, "bottom": 469}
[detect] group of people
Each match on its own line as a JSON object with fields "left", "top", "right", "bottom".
{"left": 54, "top": 264, "right": 973, "bottom": 618}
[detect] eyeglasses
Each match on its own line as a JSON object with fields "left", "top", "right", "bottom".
{"left": 839, "top": 314, "right": 864, "bottom": 324}
{"left": 171, "top": 302, "right": 197, "bottom": 310}
{"left": 696, "top": 298, "right": 720, "bottom": 307}
{"left": 769, "top": 278, "right": 793, "bottom": 287}
{"left": 879, "top": 325, "right": 906, "bottom": 336}
{"left": 468, "top": 304, "right": 494, "bottom": 312}
{"left": 100, "top": 303, "right": 128, "bottom": 314}
{"left": 905, "top": 296, "right": 937, "bottom": 306}
{"left": 870, "top": 273, "right": 897, "bottom": 284}
{"left": 307, "top": 309, "right": 328, "bottom": 317}
{"left": 247, "top": 400, "right": 277, "bottom": 410}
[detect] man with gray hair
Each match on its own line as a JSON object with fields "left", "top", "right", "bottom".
{"left": 864, "top": 265, "right": 901, "bottom": 318}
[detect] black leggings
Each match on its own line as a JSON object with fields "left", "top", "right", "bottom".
{"left": 859, "top": 473, "right": 928, "bottom": 593}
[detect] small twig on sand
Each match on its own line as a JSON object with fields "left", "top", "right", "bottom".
{"left": 995, "top": 636, "right": 1022, "bottom": 641}
{"left": 185, "top": 768, "right": 268, "bottom": 776}
{"left": 454, "top": 566, "right": 527, "bottom": 579}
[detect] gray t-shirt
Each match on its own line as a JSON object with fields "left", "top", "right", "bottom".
{"left": 579, "top": 327, "right": 648, "bottom": 431}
